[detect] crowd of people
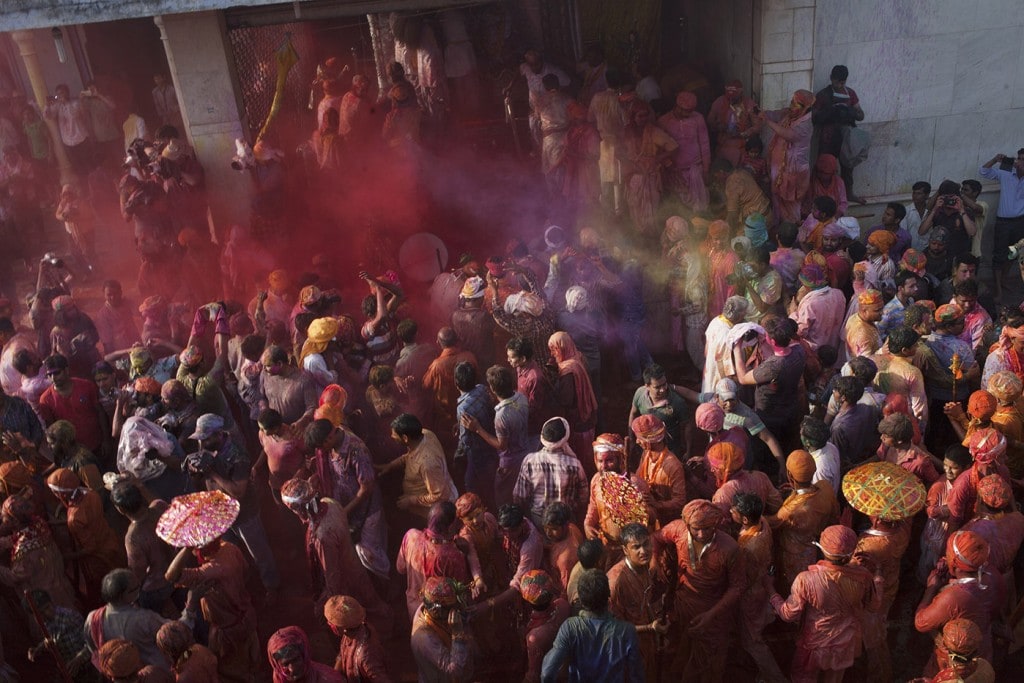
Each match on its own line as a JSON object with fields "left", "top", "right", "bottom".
{"left": 1, "top": 34, "right": 1024, "bottom": 683}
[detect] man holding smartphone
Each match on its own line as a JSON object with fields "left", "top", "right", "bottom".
{"left": 979, "top": 149, "right": 1024, "bottom": 301}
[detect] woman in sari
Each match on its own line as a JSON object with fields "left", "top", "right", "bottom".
{"left": 706, "top": 220, "right": 738, "bottom": 320}
{"left": 548, "top": 332, "right": 598, "bottom": 478}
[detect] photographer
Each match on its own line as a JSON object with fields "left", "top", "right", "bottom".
{"left": 980, "top": 149, "right": 1024, "bottom": 300}
{"left": 917, "top": 180, "right": 976, "bottom": 260}
{"left": 184, "top": 413, "right": 281, "bottom": 599}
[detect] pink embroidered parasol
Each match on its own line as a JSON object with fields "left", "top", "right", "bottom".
{"left": 156, "top": 490, "right": 240, "bottom": 548}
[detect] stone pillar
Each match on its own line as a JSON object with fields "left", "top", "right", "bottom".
{"left": 154, "top": 12, "right": 252, "bottom": 241}
{"left": 10, "top": 30, "right": 76, "bottom": 186}
{"left": 751, "top": 0, "right": 816, "bottom": 109}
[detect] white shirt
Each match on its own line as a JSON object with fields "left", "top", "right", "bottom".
{"left": 902, "top": 203, "right": 928, "bottom": 252}
{"left": 47, "top": 99, "right": 89, "bottom": 146}
{"left": 810, "top": 443, "right": 842, "bottom": 494}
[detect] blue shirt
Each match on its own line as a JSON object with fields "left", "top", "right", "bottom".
{"left": 541, "top": 610, "right": 643, "bottom": 683}
{"left": 494, "top": 392, "right": 530, "bottom": 468}
{"left": 876, "top": 296, "right": 910, "bottom": 341}
{"left": 978, "top": 165, "right": 1024, "bottom": 218}
{"left": 455, "top": 384, "right": 496, "bottom": 465}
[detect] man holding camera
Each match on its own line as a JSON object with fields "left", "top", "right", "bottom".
{"left": 980, "top": 149, "right": 1024, "bottom": 301}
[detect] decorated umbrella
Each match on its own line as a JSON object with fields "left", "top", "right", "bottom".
{"left": 156, "top": 491, "right": 240, "bottom": 548}
{"left": 597, "top": 473, "right": 649, "bottom": 530}
{"left": 842, "top": 461, "right": 926, "bottom": 521}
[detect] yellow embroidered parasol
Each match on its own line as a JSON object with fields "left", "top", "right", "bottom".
{"left": 157, "top": 490, "right": 240, "bottom": 548}
{"left": 842, "top": 461, "right": 926, "bottom": 521}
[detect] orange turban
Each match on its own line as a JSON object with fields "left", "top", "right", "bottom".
{"left": 942, "top": 619, "right": 983, "bottom": 656}
{"left": 857, "top": 289, "right": 884, "bottom": 307}
{"left": 786, "top": 450, "right": 817, "bottom": 483}
{"left": 0, "top": 461, "right": 32, "bottom": 492}
{"left": 868, "top": 230, "right": 897, "bottom": 254}
{"left": 98, "top": 639, "right": 141, "bottom": 678}
{"left": 817, "top": 525, "right": 857, "bottom": 557}
{"left": 324, "top": 595, "right": 366, "bottom": 629}
{"left": 792, "top": 89, "right": 816, "bottom": 109}
{"left": 707, "top": 442, "right": 744, "bottom": 480}
{"left": 455, "top": 492, "right": 484, "bottom": 518}
{"left": 946, "top": 530, "right": 989, "bottom": 572}
{"left": 987, "top": 370, "right": 1023, "bottom": 404}
{"left": 134, "top": 376, "right": 161, "bottom": 396}
{"left": 967, "top": 390, "right": 997, "bottom": 422}
{"left": 630, "top": 414, "right": 666, "bottom": 442}
{"left": 682, "top": 499, "right": 722, "bottom": 528}
{"left": 46, "top": 467, "right": 81, "bottom": 493}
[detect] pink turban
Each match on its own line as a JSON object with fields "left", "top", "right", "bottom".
{"left": 695, "top": 402, "right": 726, "bottom": 432}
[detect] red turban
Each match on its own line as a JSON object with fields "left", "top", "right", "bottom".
{"left": 455, "top": 492, "right": 484, "bottom": 518}
{"left": 630, "top": 414, "right": 666, "bottom": 442}
{"left": 946, "top": 530, "right": 989, "bottom": 572}
{"left": 676, "top": 91, "right": 697, "bottom": 109}
{"left": 792, "top": 89, "right": 816, "bottom": 109}
{"left": 593, "top": 433, "right": 626, "bottom": 452}
{"left": 695, "top": 402, "right": 726, "bottom": 433}
{"left": 977, "top": 474, "right": 1011, "bottom": 510}
{"left": 817, "top": 525, "right": 857, "bottom": 558}
{"left": 682, "top": 500, "right": 722, "bottom": 528}
{"left": 324, "top": 595, "right": 366, "bottom": 629}
{"left": 422, "top": 576, "right": 460, "bottom": 606}
{"left": 967, "top": 428, "right": 1006, "bottom": 464}
{"left": 942, "top": 619, "right": 983, "bottom": 656}
{"left": 868, "top": 230, "right": 897, "bottom": 254}
{"left": 815, "top": 154, "right": 839, "bottom": 174}
{"left": 134, "top": 376, "right": 161, "bottom": 396}
{"left": 786, "top": 450, "right": 817, "bottom": 483}
{"left": 519, "top": 569, "right": 556, "bottom": 606}
{"left": 967, "top": 390, "right": 997, "bottom": 422}
{"left": 46, "top": 467, "right": 81, "bottom": 493}
{"left": 707, "top": 442, "right": 744, "bottom": 479}
{"left": 98, "top": 639, "right": 141, "bottom": 678}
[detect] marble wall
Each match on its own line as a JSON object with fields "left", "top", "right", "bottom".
{"left": 811, "top": 0, "right": 1024, "bottom": 198}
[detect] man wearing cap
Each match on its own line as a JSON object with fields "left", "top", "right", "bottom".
{"left": 323, "top": 595, "right": 390, "bottom": 682}
{"left": 411, "top": 576, "right": 474, "bottom": 682}
{"left": 659, "top": 91, "right": 711, "bottom": 211}
{"left": 707, "top": 80, "right": 761, "bottom": 165}
{"left": 915, "top": 531, "right": 1002, "bottom": 674}
{"left": 541, "top": 568, "right": 643, "bottom": 683}
{"left": 702, "top": 296, "right": 750, "bottom": 393}
{"left": 628, "top": 363, "right": 692, "bottom": 458}
{"left": 451, "top": 276, "right": 495, "bottom": 370}
{"left": 790, "top": 263, "right": 846, "bottom": 352}
{"left": 658, "top": 500, "right": 743, "bottom": 681}
{"left": 185, "top": 412, "right": 280, "bottom": 597}
{"left": 39, "top": 353, "right": 109, "bottom": 457}
{"left": 767, "top": 525, "right": 881, "bottom": 683}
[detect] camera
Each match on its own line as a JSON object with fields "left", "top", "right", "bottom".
{"left": 999, "top": 154, "right": 1016, "bottom": 171}
{"left": 941, "top": 195, "right": 958, "bottom": 208}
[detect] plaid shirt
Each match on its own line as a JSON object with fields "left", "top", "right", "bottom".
{"left": 0, "top": 393, "right": 44, "bottom": 444}
{"left": 46, "top": 606, "right": 85, "bottom": 663}
{"left": 513, "top": 447, "right": 588, "bottom": 525}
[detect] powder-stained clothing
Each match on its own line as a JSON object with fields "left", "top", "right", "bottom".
{"left": 306, "top": 498, "right": 391, "bottom": 637}
{"left": 712, "top": 469, "right": 783, "bottom": 518}
{"left": 545, "top": 524, "right": 584, "bottom": 595}
{"left": 658, "top": 111, "right": 710, "bottom": 211}
{"left": 607, "top": 557, "right": 673, "bottom": 683}
{"left": 422, "top": 347, "right": 478, "bottom": 432}
{"left": 770, "top": 561, "right": 881, "bottom": 676}
{"left": 872, "top": 352, "right": 929, "bottom": 427}
{"left": 915, "top": 571, "right": 1005, "bottom": 670}
{"left": 540, "top": 609, "right": 643, "bottom": 683}
{"left": 791, "top": 286, "right": 846, "bottom": 351}
{"left": 0, "top": 520, "right": 78, "bottom": 609}
{"left": 524, "top": 599, "right": 570, "bottom": 683}
{"left": 39, "top": 379, "right": 103, "bottom": 452}
{"left": 176, "top": 541, "right": 257, "bottom": 682}
{"left": 635, "top": 446, "right": 687, "bottom": 527}
{"left": 878, "top": 444, "right": 942, "bottom": 487}
{"left": 410, "top": 605, "right": 473, "bottom": 683}
{"left": 842, "top": 314, "right": 881, "bottom": 361}
{"left": 514, "top": 447, "right": 588, "bottom": 528}
{"left": 169, "top": 643, "right": 219, "bottom": 683}
{"left": 83, "top": 603, "right": 171, "bottom": 670}
{"left": 946, "top": 461, "right": 1012, "bottom": 528}
{"left": 397, "top": 527, "right": 482, "bottom": 621}
{"left": 66, "top": 489, "right": 126, "bottom": 588}
{"left": 262, "top": 370, "right": 318, "bottom": 425}
{"left": 771, "top": 482, "right": 839, "bottom": 590}
{"left": 659, "top": 522, "right": 744, "bottom": 681}
{"left": 855, "top": 523, "right": 912, "bottom": 652}
{"left": 401, "top": 430, "right": 459, "bottom": 522}
{"left": 335, "top": 627, "right": 392, "bottom": 682}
